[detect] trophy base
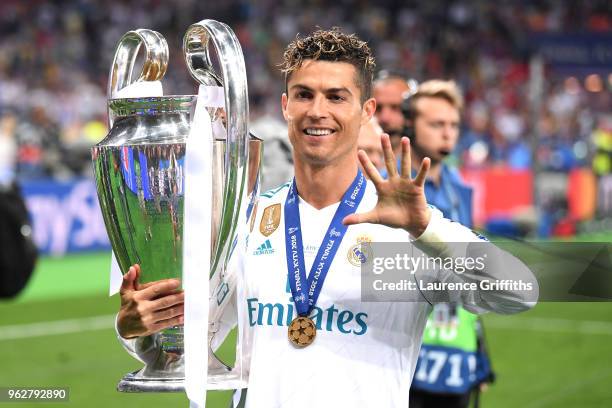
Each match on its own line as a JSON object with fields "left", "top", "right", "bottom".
{"left": 118, "top": 370, "right": 185, "bottom": 392}
{"left": 117, "top": 367, "right": 235, "bottom": 393}
{"left": 117, "top": 333, "right": 237, "bottom": 392}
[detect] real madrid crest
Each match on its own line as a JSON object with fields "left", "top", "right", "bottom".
{"left": 260, "top": 203, "right": 281, "bottom": 237}
{"left": 347, "top": 234, "right": 373, "bottom": 267}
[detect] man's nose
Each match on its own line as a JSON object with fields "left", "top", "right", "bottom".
{"left": 442, "top": 125, "right": 456, "bottom": 140}
{"left": 307, "top": 95, "right": 327, "bottom": 119}
{"left": 376, "top": 106, "right": 391, "bottom": 123}
{"left": 378, "top": 106, "right": 398, "bottom": 127}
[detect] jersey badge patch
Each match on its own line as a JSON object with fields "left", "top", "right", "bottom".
{"left": 260, "top": 203, "right": 281, "bottom": 236}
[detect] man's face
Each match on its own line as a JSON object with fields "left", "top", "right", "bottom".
{"left": 281, "top": 60, "right": 375, "bottom": 167}
{"left": 412, "top": 96, "right": 460, "bottom": 163}
{"left": 358, "top": 118, "right": 384, "bottom": 171}
{"left": 373, "top": 79, "right": 409, "bottom": 136}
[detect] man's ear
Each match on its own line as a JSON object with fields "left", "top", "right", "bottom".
{"left": 361, "top": 97, "right": 376, "bottom": 126}
{"left": 281, "top": 93, "right": 289, "bottom": 121}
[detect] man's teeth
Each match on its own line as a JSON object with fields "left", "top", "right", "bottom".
{"left": 305, "top": 128, "right": 333, "bottom": 136}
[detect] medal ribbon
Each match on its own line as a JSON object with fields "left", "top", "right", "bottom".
{"left": 284, "top": 170, "right": 366, "bottom": 317}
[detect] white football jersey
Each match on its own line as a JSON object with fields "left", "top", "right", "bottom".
{"left": 242, "top": 181, "right": 427, "bottom": 407}
{"left": 238, "top": 180, "right": 536, "bottom": 408}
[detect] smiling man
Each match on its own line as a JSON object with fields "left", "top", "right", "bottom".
{"left": 116, "top": 28, "right": 537, "bottom": 408}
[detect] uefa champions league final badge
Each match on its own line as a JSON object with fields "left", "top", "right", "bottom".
{"left": 284, "top": 171, "right": 366, "bottom": 348}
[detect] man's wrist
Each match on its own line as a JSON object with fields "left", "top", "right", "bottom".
{"left": 116, "top": 312, "right": 137, "bottom": 339}
{"left": 405, "top": 208, "right": 431, "bottom": 238}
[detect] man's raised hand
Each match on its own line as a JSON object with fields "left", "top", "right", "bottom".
{"left": 343, "top": 134, "right": 431, "bottom": 238}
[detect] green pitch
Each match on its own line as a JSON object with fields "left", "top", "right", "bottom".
{"left": 1, "top": 247, "right": 612, "bottom": 407}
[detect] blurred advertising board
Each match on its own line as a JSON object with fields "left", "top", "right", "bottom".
{"left": 461, "top": 168, "right": 533, "bottom": 226}
{"left": 530, "top": 33, "right": 612, "bottom": 74}
{"left": 462, "top": 167, "right": 599, "bottom": 229}
{"left": 21, "top": 179, "right": 110, "bottom": 256}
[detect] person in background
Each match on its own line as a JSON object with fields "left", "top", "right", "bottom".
{"left": 398, "top": 79, "right": 495, "bottom": 408}
{"left": 357, "top": 116, "right": 384, "bottom": 172}
{"left": 0, "top": 110, "right": 38, "bottom": 298}
{"left": 373, "top": 71, "right": 414, "bottom": 156}
{"left": 250, "top": 115, "right": 294, "bottom": 191}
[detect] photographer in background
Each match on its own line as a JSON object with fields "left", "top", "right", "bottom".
{"left": 0, "top": 111, "right": 37, "bottom": 298}
{"left": 378, "top": 79, "right": 495, "bottom": 407}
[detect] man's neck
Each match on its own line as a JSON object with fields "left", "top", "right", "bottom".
{"left": 411, "top": 151, "right": 442, "bottom": 185}
{"left": 293, "top": 158, "right": 359, "bottom": 210}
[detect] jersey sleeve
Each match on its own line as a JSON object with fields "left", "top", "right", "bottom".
{"left": 411, "top": 208, "right": 539, "bottom": 315}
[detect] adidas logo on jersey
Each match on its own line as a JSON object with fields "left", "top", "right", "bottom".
{"left": 253, "top": 239, "right": 274, "bottom": 255}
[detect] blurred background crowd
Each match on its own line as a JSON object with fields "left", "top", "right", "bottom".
{"left": 2, "top": 4, "right": 611, "bottom": 407}
{"left": 0, "top": 0, "right": 610, "bottom": 238}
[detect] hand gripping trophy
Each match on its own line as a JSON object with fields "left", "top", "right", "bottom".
{"left": 91, "top": 21, "right": 261, "bottom": 392}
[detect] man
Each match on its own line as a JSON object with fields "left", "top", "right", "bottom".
{"left": 373, "top": 72, "right": 413, "bottom": 156}
{"left": 357, "top": 116, "right": 384, "bottom": 171}
{"left": 117, "top": 29, "right": 536, "bottom": 407}
{"left": 397, "top": 80, "right": 494, "bottom": 407}
{"left": 401, "top": 80, "right": 473, "bottom": 229}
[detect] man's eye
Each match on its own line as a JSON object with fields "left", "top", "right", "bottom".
{"left": 329, "top": 94, "right": 344, "bottom": 102}
{"left": 296, "top": 91, "right": 312, "bottom": 99}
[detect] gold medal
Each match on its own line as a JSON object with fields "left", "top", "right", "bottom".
{"left": 288, "top": 316, "right": 316, "bottom": 347}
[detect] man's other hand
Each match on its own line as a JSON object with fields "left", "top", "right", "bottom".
{"left": 117, "top": 264, "right": 184, "bottom": 339}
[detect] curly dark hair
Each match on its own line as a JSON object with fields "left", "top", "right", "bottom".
{"left": 280, "top": 28, "right": 376, "bottom": 103}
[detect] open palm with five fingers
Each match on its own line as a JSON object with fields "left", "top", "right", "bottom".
{"left": 343, "top": 134, "right": 432, "bottom": 238}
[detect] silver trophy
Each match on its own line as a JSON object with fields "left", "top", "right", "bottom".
{"left": 92, "top": 21, "right": 261, "bottom": 392}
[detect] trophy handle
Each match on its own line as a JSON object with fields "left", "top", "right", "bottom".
{"left": 107, "top": 29, "right": 169, "bottom": 126}
{"left": 182, "top": 20, "right": 249, "bottom": 279}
